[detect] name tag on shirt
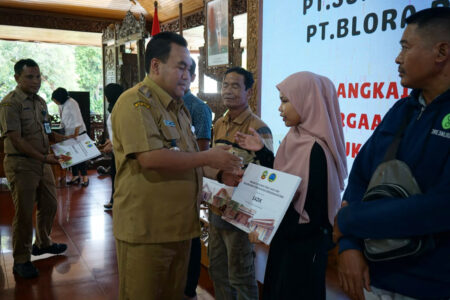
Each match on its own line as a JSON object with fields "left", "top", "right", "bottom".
{"left": 164, "top": 120, "right": 175, "bottom": 127}
{"left": 43, "top": 121, "right": 52, "bottom": 134}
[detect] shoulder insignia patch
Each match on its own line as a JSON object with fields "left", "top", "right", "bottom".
{"left": 134, "top": 101, "right": 151, "bottom": 110}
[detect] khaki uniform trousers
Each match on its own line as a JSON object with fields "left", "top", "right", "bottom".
{"left": 4, "top": 156, "right": 57, "bottom": 263}
{"left": 208, "top": 223, "right": 258, "bottom": 300}
{"left": 116, "top": 239, "right": 191, "bottom": 300}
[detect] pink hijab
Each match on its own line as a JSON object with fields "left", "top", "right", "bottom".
{"left": 274, "top": 72, "right": 347, "bottom": 225}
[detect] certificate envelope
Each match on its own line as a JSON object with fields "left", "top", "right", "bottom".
{"left": 203, "top": 163, "right": 301, "bottom": 245}
{"left": 50, "top": 133, "right": 101, "bottom": 169}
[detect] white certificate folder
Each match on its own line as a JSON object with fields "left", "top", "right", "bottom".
{"left": 203, "top": 163, "right": 301, "bottom": 245}
{"left": 51, "top": 133, "right": 101, "bottom": 169}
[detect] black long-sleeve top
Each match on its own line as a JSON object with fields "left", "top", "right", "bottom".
{"left": 256, "top": 142, "right": 330, "bottom": 238}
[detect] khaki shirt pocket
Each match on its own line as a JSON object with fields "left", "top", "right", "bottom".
{"left": 20, "top": 109, "right": 36, "bottom": 135}
{"left": 159, "top": 120, "right": 181, "bottom": 149}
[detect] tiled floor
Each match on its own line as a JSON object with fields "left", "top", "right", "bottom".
{"left": 0, "top": 171, "right": 350, "bottom": 300}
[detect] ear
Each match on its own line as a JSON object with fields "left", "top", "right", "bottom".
{"left": 435, "top": 42, "right": 449, "bottom": 63}
{"left": 246, "top": 86, "right": 253, "bottom": 100}
{"left": 150, "top": 58, "right": 160, "bottom": 75}
{"left": 191, "top": 73, "right": 196, "bottom": 83}
{"left": 14, "top": 73, "right": 20, "bottom": 83}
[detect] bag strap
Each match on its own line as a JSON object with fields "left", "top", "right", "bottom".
{"left": 382, "top": 105, "right": 415, "bottom": 162}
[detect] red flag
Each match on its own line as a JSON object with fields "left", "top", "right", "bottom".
{"left": 151, "top": 1, "right": 160, "bottom": 36}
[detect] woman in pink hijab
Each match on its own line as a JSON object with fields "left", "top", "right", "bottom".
{"left": 235, "top": 71, "right": 347, "bottom": 299}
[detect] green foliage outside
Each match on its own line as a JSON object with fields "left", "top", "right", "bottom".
{"left": 0, "top": 40, "right": 103, "bottom": 117}
{"left": 75, "top": 46, "right": 103, "bottom": 115}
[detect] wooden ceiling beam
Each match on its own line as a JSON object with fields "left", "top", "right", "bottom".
{"left": 0, "top": 1, "right": 148, "bottom": 20}
{"left": 0, "top": 7, "right": 146, "bottom": 33}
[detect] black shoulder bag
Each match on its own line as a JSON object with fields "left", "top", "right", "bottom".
{"left": 362, "top": 107, "right": 435, "bottom": 262}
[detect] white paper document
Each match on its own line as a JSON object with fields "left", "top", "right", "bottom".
{"left": 50, "top": 133, "right": 101, "bottom": 169}
{"left": 203, "top": 163, "right": 301, "bottom": 245}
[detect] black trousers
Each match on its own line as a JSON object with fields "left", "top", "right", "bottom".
{"left": 184, "top": 237, "right": 201, "bottom": 297}
{"left": 71, "top": 162, "right": 87, "bottom": 176}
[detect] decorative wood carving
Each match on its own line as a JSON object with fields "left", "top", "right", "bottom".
{"left": 160, "top": 10, "right": 204, "bottom": 32}
{"left": 232, "top": 0, "right": 247, "bottom": 16}
{"left": 117, "top": 11, "right": 147, "bottom": 40}
{"left": 185, "top": 11, "right": 207, "bottom": 29}
{"left": 102, "top": 24, "right": 116, "bottom": 43}
{"left": 246, "top": 0, "right": 259, "bottom": 114}
{"left": 104, "top": 46, "right": 117, "bottom": 85}
{"left": 0, "top": 8, "right": 116, "bottom": 33}
{"left": 160, "top": 20, "right": 178, "bottom": 33}
{"left": 101, "top": 12, "right": 148, "bottom": 123}
{"left": 160, "top": 0, "right": 246, "bottom": 33}
{"left": 198, "top": 46, "right": 207, "bottom": 93}
{"left": 120, "top": 53, "right": 140, "bottom": 90}
{"left": 137, "top": 39, "right": 147, "bottom": 82}
{"left": 233, "top": 39, "right": 244, "bottom": 69}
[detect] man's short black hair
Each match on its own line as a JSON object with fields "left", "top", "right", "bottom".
{"left": 406, "top": 7, "right": 450, "bottom": 41}
{"left": 14, "top": 59, "right": 39, "bottom": 76}
{"left": 224, "top": 67, "right": 254, "bottom": 90}
{"left": 144, "top": 32, "right": 188, "bottom": 73}
{"left": 52, "top": 87, "right": 69, "bottom": 105}
{"left": 105, "top": 83, "right": 124, "bottom": 113}
{"left": 189, "top": 58, "right": 196, "bottom": 77}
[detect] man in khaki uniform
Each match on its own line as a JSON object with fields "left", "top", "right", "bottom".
{"left": 208, "top": 67, "right": 273, "bottom": 300}
{"left": 111, "top": 32, "right": 242, "bottom": 300}
{"left": 0, "top": 59, "right": 67, "bottom": 279}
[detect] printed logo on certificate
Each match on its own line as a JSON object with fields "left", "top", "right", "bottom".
{"left": 203, "top": 163, "right": 301, "bottom": 245}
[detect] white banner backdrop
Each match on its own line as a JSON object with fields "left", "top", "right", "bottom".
{"left": 261, "top": 0, "right": 448, "bottom": 171}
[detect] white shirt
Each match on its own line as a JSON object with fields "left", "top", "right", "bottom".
{"left": 59, "top": 97, "right": 86, "bottom": 136}
{"left": 107, "top": 114, "right": 113, "bottom": 146}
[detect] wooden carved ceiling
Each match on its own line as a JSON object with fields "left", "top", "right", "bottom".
{"left": 140, "top": 0, "right": 204, "bottom": 22}
{"left": 0, "top": 0, "right": 208, "bottom": 23}
{"left": 0, "top": 0, "right": 200, "bottom": 45}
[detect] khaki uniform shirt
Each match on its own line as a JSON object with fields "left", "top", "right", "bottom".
{"left": 0, "top": 87, "right": 50, "bottom": 155}
{"left": 112, "top": 76, "right": 202, "bottom": 244}
{"left": 211, "top": 107, "right": 273, "bottom": 229}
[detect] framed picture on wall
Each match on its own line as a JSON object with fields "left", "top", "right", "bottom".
{"left": 206, "top": 0, "right": 230, "bottom": 67}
